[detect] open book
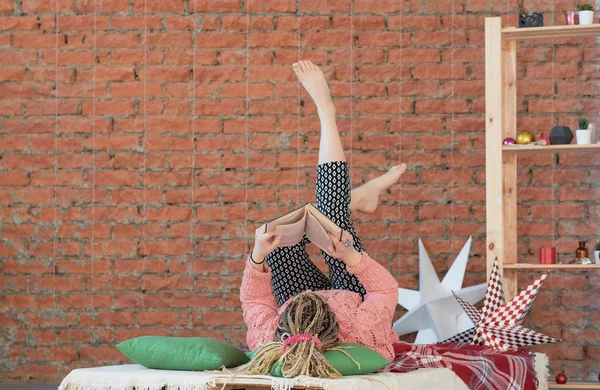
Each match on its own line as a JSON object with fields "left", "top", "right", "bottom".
{"left": 256, "top": 203, "right": 343, "bottom": 252}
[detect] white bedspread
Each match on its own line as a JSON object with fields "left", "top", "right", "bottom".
{"left": 58, "top": 363, "right": 470, "bottom": 390}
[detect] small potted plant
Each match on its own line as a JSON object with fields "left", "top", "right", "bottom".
{"left": 576, "top": 118, "right": 592, "bottom": 144}
{"left": 579, "top": 4, "right": 594, "bottom": 25}
{"left": 595, "top": 241, "right": 600, "bottom": 264}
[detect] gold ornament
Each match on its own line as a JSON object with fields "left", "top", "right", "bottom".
{"left": 516, "top": 130, "right": 535, "bottom": 144}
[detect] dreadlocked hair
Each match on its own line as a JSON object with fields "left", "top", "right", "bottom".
{"left": 242, "top": 291, "right": 347, "bottom": 378}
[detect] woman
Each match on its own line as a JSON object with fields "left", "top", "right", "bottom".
{"left": 240, "top": 60, "right": 405, "bottom": 378}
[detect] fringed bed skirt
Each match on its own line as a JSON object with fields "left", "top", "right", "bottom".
{"left": 57, "top": 363, "right": 470, "bottom": 390}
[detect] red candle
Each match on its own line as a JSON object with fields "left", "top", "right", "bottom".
{"left": 565, "top": 11, "right": 579, "bottom": 25}
{"left": 539, "top": 247, "right": 556, "bottom": 264}
{"left": 540, "top": 132, "right": 551, "bottom": 145}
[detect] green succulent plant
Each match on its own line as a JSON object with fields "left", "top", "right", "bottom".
{"left": 595, "top": 241, "right": 600, "bottom": 251}
{"left": 580, "top": 3, "right": 594, "bottom": 11}
{"left": 579, "top": 117, "right": 589, "bottom": 130}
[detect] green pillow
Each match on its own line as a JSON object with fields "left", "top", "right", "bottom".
{"left": 246, "top": 343, "right": 390, "bottom": 377}
{"left": 116, "top": 336, "right": 250, "bottom": 371}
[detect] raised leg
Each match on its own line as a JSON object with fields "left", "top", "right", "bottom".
{"left": 350, "top": 164, "right": 407, "bottom": 214}
{"left": 265, "top": 242, "right": 331, "bottom": 307}
{"left": 292, "top": 60, "right": 345, "bottom": 165}
{"left": 315, "top": 161, "right": 367, "bottom": 295}
{"left": 293, "top": 60, "right": 366, "bottom": 296}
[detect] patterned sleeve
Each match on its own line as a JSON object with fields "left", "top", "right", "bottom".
{"left": 240, "top": 257, "right": 280, "bottom": 350}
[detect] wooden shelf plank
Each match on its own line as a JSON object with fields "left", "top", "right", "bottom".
{"left": 502, "top": 24, "right": 600, "bottom": 40}
{"left": 502, "top": 144, "right": 600, "bottom": 154}
{"left": 503, "top": 264, "right": 600, "bottom": 270}
{"left": 551, "top": 382, "right": 600, "bottom": 389}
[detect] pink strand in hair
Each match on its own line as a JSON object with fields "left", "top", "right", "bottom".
{"left": 282, "top": 334, "right": 322, "bottom": 353}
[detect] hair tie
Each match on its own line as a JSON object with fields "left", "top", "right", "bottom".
{"left": 282, "top": 334, "right": 322, "bottom": 353}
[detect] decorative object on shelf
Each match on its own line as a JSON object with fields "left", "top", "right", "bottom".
{"left": 576, "top": 240, "right": 589, "bottom": 260}
{"left": 393, "top": 238, "right": 487, "bottom": 344}
{"left": 504, "top": 139, "right": 548, "bottom": 147}
{"left": 555, "top": 372, "right": 568, "bottom": 384}
{"left": 503, "top": 137, "right": 516, "bottom": 145}
{"left": 575, "top": 130, "right": 591, "bottom": 144}
{"left": 579, "top": 3, "right": 595, "bottom": 25}
{"left": 539, "top": 247, "right": 556, "bottom": 264}
{"left": 549, "top": 126, "right": 574, "bottom": 145}
{"left": 587, "top": 122, "right": 597, "bottom": 143}
{"left": 540, "top": 132, "right": 551, "bottom": 145}
{"left": 565, "top": 11, "right": 579, "bottom": 25}
{"left": 519, "top": 12, "right": 544, "bottom": 28}
{"left": 443, "top": 259, "right": 559, "bottom": 350}
{"left": 516, "top": 130, "right": 535, "bottom": 144}
{"left": 594, "top": 241, "right": 600, "bottom": 264}
{"left": 576, "top": 117, "right": 592, "bottom": 144}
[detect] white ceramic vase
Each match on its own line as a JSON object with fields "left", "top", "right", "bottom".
{"left": 579, "top": 10, "right": 594, "bottom": 25}
{"left": 595, "top": 251, "right": 600, "bottom": 264}
{"left": 576, "top": 129, "right": 592, "bottom": 144}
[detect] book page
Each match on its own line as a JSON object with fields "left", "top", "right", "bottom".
{"left": 274, "top": 214, "right": 307, "bottom": 247}
{"left": 258, "top": 206, "right": 307, "bottom": 248}
{"left": 305, "top": 205, "right": 342, "bottom": 252}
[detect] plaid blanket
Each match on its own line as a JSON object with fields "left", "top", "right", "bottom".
{"left": 382, "top": 342, "right": 539, "bottom": 390}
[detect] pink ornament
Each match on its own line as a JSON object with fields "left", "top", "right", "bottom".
{"left": 503, "top": 137, "right": 516, "bottom": 145}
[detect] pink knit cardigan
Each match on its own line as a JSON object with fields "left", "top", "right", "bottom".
{"left": 240, "top": 251, "right": 400, "bottom": 361}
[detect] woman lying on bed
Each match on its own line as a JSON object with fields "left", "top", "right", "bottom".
{"left": 240, "top": 60, "right": 406, "bottom": 378}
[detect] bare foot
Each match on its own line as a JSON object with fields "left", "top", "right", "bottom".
{"left": 350, "top": 164, "right": 407, "bottom": 214}
{"left": 292, "top": 60, "right": 333, "bottom": 111}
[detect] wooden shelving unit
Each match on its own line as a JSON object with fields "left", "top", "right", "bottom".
{"left": 485, "top": 18, "right": 600, "bottom": 390}
{"left": 503, "top": 144, "right": 600, "bottom": 154}
{"left": 503, "top": 264, "right": 600, "bottom": 270}
{"left": 552, "top": 384, "right": 600, "bottom": 389}
{"left": 485, "top": 16, "right": 600, "bottom": 294}
{"left": 502, "top": 23, "right": 600, "bottom": 40}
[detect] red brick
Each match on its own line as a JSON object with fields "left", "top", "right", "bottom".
{"left": 197, "top": 33, "right": 245, "bottom": 48}
{"left": 299, "top": 0, "right": 349, "bottom": 13}
{"left": 532, "top": 344, "right": 584, "bottom": 361}
{"left": 110, "top": 15, "right": 162, "bottom": 30}
{"left": 414, "top": 64, "right": 467, "bottom": 79}
{"left": 388, "top": 15, "right": 440, "bottom": 30}
{"left": 0, "top": 172, "right": 29, "bottom": 186}
{"left": 76, "top": 0, "right": 129, "bottom": 13}
{"left": 193, "top": 310, "right": 243, "bottom": 326}
{"left": 21, "top": 0, "right": 73, "bottom": 13}
{"left": 0, "top": 0, "right": 13, "bottom": 12}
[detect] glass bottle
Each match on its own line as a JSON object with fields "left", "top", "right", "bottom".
{"left": 576, "top": 241, "right": 589, "bottom": 261}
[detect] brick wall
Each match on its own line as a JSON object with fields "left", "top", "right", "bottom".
{"left": 1, "top": 0, "right": 599, "bottom": 383}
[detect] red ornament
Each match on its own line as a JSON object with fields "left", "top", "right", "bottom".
{"left": 555, "top": 372, "right": 567, "bottom": 384}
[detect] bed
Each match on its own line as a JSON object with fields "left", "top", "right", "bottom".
{"left": 57, "top": 352, "right": 549, "bottom": 390}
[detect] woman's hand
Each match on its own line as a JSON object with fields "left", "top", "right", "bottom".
{"left": 326, "top": 230, "right": 362, "bottom": 267}
{"left": 251, "top": 231, "right": 282, "bottom": 264}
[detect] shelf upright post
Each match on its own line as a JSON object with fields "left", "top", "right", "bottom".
{"left": 502, "top": 33, "right": 518, "bottom": 301}
{"left": 485, "top": 17, "right": 506, "bottom": 283}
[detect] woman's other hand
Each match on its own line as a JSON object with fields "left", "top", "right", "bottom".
{"left": 326, "top": 230, "right": 362, "bottom": 267}
{"left": 251, "top": 231, "right": 282, "bottom": 264}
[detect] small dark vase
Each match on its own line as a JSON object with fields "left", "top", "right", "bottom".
{"left": 519, "top": 12, "right": 544, "bottom": 28}
{"left": 549, "top": 126, "right": 574, "bottom": 145}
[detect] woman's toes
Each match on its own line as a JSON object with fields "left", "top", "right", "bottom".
{"left": 292, "top": 62, "right": 301, "bottom": 73}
